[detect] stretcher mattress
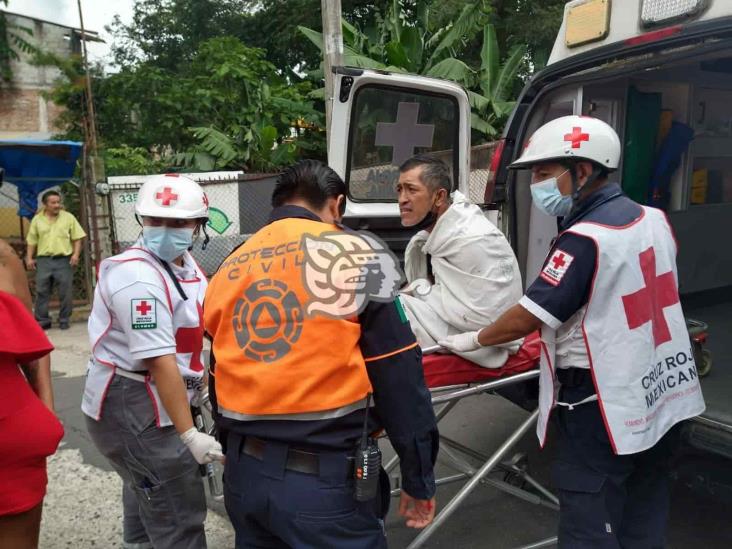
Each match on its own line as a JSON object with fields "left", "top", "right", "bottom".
{"left": 422, "top": 332, "right": 541, "bottom": 389}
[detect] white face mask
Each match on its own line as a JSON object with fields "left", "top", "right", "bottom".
{"left": 530, "top": 170, "right": 572, "bottom": 217}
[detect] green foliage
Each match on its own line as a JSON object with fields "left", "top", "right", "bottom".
{"left": 42, "top": 36, "right": 324, "bottom": 174}
{"left": 40, "top": 0, "right": 565, "bottom": 174}
{"left": 105, "top": 146, "right": 166, "bottom": 176}
{"left": 0, "top": 2, "right": 38, "bottom": 84}
{"left": 300, "top": 1, "right": 525, "bottom": 139}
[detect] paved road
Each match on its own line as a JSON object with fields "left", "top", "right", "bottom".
{"left": 42, "top": 323, "right": 732, "bottom": 548}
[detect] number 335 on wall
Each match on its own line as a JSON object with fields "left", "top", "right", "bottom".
{"left": 118, "top": 192, "right": 139, "bottom": 204}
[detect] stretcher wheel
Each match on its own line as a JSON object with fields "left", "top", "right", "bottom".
{"left": 697, "top": 349, "right": 712, "bottom": 378}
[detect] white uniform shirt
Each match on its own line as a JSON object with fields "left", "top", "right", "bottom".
{"left": 82, "top": 243, "right": 207, "bottom": 426}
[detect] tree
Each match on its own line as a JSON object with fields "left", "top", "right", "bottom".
{"left": 0, "top": 1, "right": 37, "bottom": 84}
{"left": 299, "top": 1, "right": 525, "bottom": 139}
{"left": 108, "top": 0, "right": 391, "bottom": 77}
{"left": 40, "top": 37, "right": 324, "bottom": 172}
{"left": 489, "top": 0, "right": 566, "bottom": 71}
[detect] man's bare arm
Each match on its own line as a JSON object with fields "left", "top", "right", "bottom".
{"left": 476, "top": 304, "right": 543, "bottom": 347}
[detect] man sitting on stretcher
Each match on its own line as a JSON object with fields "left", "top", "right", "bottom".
{"left": 396, "top": 154, "right": 523, "bottom": 367}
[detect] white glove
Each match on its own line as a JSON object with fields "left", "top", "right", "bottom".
{"left": 438, "top": 331, "right": 482, "bottom": 353}
{"left": 180, "top": 427, "right": 224, "bottom": 464}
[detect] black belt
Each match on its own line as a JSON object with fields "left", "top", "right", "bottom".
{"left": 556, "top": 367, "right": 592, "bottom": 388}
{"left": 39, "top": 254, "right": 71, "bottom": 258}
{"left": 242, "top": 437, "right": 322, "bottom": 476}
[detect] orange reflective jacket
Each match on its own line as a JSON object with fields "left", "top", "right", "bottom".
{"left": 204, "top": 216, "right": 372, "bottom": 420}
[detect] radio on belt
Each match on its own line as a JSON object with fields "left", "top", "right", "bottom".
{"left": 354, "top": 393, "right": 381, "bottom": 502}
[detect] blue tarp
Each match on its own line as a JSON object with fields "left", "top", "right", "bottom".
{"left": 0, "top": 140, "right": 83, "bottom": 218}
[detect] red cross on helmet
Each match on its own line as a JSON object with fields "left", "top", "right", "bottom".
{"left": 135, "top": 174, "right": 209, "bottom": 220}
{"left": 509, "top": 115, "right": 621, "bottom": 171}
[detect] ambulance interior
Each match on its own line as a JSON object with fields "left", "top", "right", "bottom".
{"left": 512, "top": 48, "right": 732, "bottom": 450}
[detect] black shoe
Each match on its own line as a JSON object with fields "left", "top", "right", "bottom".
{"left": 59, "top": 322, "right": 70, "bottom": 330}
{"left": 38, "top": 320, "right": 52, "bottom": 330}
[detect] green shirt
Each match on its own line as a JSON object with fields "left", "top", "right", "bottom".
{"left": 27, "top": 210, "right": 86, "bottom": 257}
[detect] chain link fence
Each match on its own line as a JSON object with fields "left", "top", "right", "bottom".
{"left": 108, "top": 172, "right": 279, "bottom": 276}
{"left": 0, "top": 180, "right": 93, "bottom": 311}
{"left": 107, "top": 144, "right": 498, "bottom": 274}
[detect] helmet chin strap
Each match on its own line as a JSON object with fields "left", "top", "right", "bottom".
{"left": 188, "top": 220, "right": 210, "bottom": 251}
{"left": 201, "top": 224, "right": 210, "bottom": 251}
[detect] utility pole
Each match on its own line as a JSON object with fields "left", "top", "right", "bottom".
{"left": 77, "top": 0, "right": 103, "bottom": 295}
{"left": 320, "top": 0, "right": 343, "bottom": 148}
{"left": 77, "top": 0, "right": 99, "bottom": 167}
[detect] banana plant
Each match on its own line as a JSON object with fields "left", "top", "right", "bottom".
{"left": 299, "top": 1, "right": 525, "bottom": 138}
{"left": 467, "top": 24, "right": 527, "bottom": 137}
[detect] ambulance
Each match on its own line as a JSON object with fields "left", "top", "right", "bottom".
{"left": 329, "top": 0, "right": 732, "bottom": 495}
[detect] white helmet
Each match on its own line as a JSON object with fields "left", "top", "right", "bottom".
{"left": 509, "top": 115, "right": 621, "bottom": 171}
{"left": 135, "top": 174, "right": 209, "bottom": 219}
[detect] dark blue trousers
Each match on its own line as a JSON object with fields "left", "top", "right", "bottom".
{"left": 224, "top": 434, "right": 388, "bottom": 549}
{"left": 554, "top": 379, "right": 681, "bottom": 548}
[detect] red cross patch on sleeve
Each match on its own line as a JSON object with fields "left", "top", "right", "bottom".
{"left": 541, "top": 249, "right": 575, "bottom": 287}
{"left": 131, "top": 298, "right": 157, "bottom": 329}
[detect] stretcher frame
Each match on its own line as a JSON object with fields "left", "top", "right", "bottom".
{"left": 386, "top": 346, "right": 559, "bottom": 549}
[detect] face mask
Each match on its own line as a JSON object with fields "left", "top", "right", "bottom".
{"left": 407, "top": 192, "right": 443, "bottom": 231}
{"left": 410, "top": 209, "right": 438, "bottom": 231}
{"left": 142, "top": 226, "right": 194, "bottom": 262}
{"left": 530, "top": 171, "right": 572, "bottom": 217}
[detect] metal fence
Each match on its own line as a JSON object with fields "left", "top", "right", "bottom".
{"left": 108, "top": 172, "right": 279, "bottom": 276}
{"left": 107, "top": 143, "right": 499, "bottom": 275}
{"left": 0, "top": 180, "right": 94, "bottom": 310}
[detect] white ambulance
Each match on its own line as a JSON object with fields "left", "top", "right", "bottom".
{"left": 330, "top": 0, "right": 732, "bottom": 495}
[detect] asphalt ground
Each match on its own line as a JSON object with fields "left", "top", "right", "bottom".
{"left": 41, "top": 322, "right": 732, "bottom": 548}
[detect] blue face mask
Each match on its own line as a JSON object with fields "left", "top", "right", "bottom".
{"left": 530, "top": 170, "right": 572, "bottom": 217}
{"left": 142, "top": 226, "right": 194, "bottom": 262}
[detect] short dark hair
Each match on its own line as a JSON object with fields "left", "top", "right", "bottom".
{"left": 399, "top": 154, "right": 453, "bottom": 193}
{"left": 41, "top": 190, "right": 61, "bottom": 204}
{"left": 272, "top": 160, "right": 346, "bottom": 214}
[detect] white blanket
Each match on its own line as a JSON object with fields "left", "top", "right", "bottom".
{"left": 399, "top": 191, "right": 523, "bottom": 368}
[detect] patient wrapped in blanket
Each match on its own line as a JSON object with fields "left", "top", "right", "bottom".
{"left": 399, "top": 191, "right": 523, "bottom": 368}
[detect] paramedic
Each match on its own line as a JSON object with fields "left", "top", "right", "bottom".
{"left": 397, "top": 154, "right": 523, "bottom": 367}
{"left": 439, "top": 116, "right": 705, "bottom": 548}
{"left": 82, "top": 174, "right": 222, "bottom": 549}
{"left": 204, "top": 160, "right": 439, "bottom": 548}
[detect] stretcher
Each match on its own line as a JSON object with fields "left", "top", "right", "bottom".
{"left": 386, "top": 333, "right": 559, "bottom": 549}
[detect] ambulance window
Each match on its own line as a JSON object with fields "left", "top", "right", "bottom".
{"left": 346, "top": 86, "right": 459, "bottom": 201}
{"left": 542, "top": 101, "right": 575, "bottom": 124}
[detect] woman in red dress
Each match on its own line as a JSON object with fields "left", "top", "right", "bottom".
{"left": 0, "top": 239, "right": 64, "bottom": 549}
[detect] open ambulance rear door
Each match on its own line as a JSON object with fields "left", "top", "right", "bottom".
{"left": 492, "top": 0, "right": 732, "bottom": 471}
{"left": 327, "top": 67, "right": 472, "bottom": 259}
{"left": 491, "top": 0, "right": 732, "bottom": 283}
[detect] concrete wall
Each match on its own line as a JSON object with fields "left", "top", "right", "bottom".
{"left": 0, "top": 13, "right": 79, "bottom": 139}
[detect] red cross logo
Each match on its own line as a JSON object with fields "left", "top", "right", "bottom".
{"left": 621, "top": 247, "right": 679, "bottom": 348}
{"left": 564, "top": 127, "right": 589, "bottom": 149}
{"left": 552, "top": 253, "right": 567, "bottom": 270}
{"left": 155, "top": 187, "right": 179, "bottom": 206}
{"left": 175, "top": 302, "right": 204, "bottom": 372}
{"left": 136, "top": 301, "right": 152, "bottom": 316}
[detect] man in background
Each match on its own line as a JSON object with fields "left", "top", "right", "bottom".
{"left": 25, "top": 190, "right": 86, "bottom": 330}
